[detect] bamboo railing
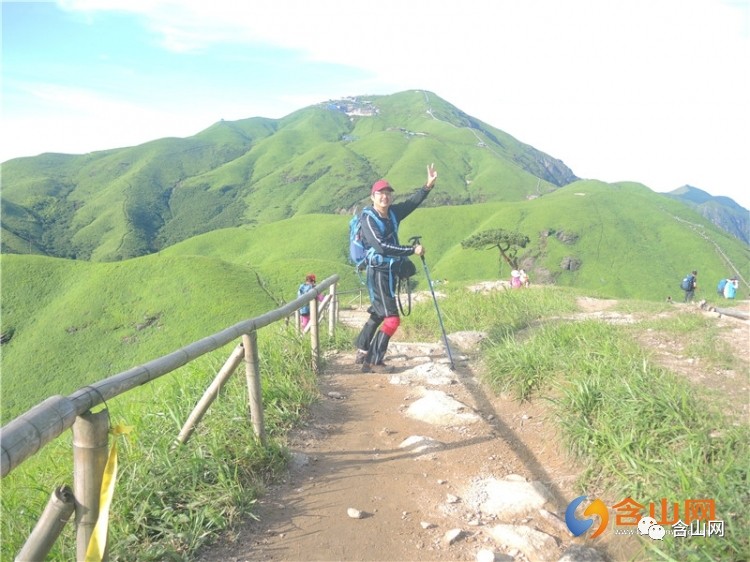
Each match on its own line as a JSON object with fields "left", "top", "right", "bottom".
{"left": 1, "top": 275, "right": 339, "bottom": 560}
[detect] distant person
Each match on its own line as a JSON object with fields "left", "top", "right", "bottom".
{"left": 297, "top": 273, "right": 323, "bottom": 330}
{"left": 682, "top": 270, "right": 698, "bottom": 303}
{"left": 354, "top": 164, "right": 438, "bottom": 372}
{"left": 519, "top": 269, "right": 530, "bottom": 288}
{"left": 717, "top": 278, "right": 728, "bottom": 297}
{"left": 510, "top": 270, "right": 522, "bottom": 288}
{"left": 724, "top": 278, "right": 739, "bottom": 299}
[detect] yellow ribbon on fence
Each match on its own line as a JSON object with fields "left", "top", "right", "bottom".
{"left": 85, "top": 423, "right": 133, "bottom": 562}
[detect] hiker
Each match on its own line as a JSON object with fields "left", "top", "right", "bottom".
{"left": 682, "top": 270, "right": 698, "bottom": 303}
{"left": 354, "top": 163, "right": 438, "bottom": 372}
{"left": 717, "top": 278, "right": 728, "bottom": 297}
{"left": 519, "top": 269, "right": 530, "bottom": 288}
{"left": 724, "top": 278, "right": 739, "bottom": 299}
{"left": 510, "top": 270, "right": 522, "bottom": 288}
{"left": 297, "top": 273, "right": 323, "bottom": 330}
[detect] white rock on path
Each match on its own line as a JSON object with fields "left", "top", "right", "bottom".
{"left": 405, "top": 389, "right": 480, "bottom": 426}
{"left": 443, "top": 528, "right": 464, "bottom": 545}
{"left": 391, "top": 362, "right": 455, "bottom": 386}
{"left": 476, "top": 548, "right": 496, "bottom": 562}
{"left": 466, "top": 476, "right": 553, "bottom": 518}
{"left": 347, "top": 508, "right": 364, "bottom": 519}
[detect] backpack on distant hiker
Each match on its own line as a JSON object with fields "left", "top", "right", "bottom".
{"left": 297, "top": 283, "right": 314, "bottom": 315}
{"left": 717, "top": 278, "right": 728, "bottom": 296}
{"left": 680, "top": 273, "right": 694, "bottom": 291}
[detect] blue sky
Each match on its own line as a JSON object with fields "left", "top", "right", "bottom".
{"left": 2, "top": 0, "right": 749, "bottom": 209}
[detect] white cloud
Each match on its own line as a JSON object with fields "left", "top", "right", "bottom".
{"left": 5, "top": 0, "right": 748, "bottom": 208}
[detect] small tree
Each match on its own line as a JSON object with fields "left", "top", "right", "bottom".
{"left": 461, "top": 229, "right": 530, "bottom": 275}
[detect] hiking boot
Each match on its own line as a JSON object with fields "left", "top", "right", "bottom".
{"left": 362, "top": 361, "right": 394, "bottom": 374}
{"left": 355, "top": 350, "right": 367, "bottom": 365}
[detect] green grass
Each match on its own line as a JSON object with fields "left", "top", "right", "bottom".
{"left": 470, "top": 297, "right": 748, "bottom": 561}
{"left": 397, "top": 283, "right": 580, "bottom": 343}
{"left": 1, "top": 323, "right": 351, "bottom": 561}
{"left": 0, "top": 253, "right": 279, "bottom": 422}
{"left": 1, "top": 281, "right": 747, "bottom": 560}
{"left": 158, "top": 188, "right": 749, "bottom": 304}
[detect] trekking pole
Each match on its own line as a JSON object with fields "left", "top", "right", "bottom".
{"left": 410, "top": 236, "right": 455, "bottom": 370}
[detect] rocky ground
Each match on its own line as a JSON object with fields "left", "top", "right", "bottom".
{"left": 195, "top": 295, "right": 749, "bottom": 562}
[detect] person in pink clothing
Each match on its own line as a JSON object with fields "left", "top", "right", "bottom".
{"left": 298, "top": 273, "right": 323, "bottom": 330}
{"left": 511, "top": 270, "right": 522, "bottom": 288}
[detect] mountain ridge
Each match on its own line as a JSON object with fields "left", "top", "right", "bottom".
{"left": 664, "top": 185, "right": 748, "bottom": 243}
{"left": 2, "top": 90, "right": 578, "bottom": 261}
{"left": 1, "top": 90, "right": 746, "bottom": 262}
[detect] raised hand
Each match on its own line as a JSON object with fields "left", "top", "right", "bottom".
{"left": 425, "top": 163, "right": 438, "bottom": 189}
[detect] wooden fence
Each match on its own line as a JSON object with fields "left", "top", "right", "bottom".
{"left": 0, "top": 275, "right": 339, "bottom": 561}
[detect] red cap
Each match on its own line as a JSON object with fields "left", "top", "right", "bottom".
{"left": 306, "top": 273, "right": 316, "bottom": 283}
{"left": 371, "top": 179, "right": 394, "bottom": 194}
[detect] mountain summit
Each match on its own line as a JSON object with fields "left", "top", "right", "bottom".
{"left": 2, "top": 91, "right": 578, "bottom": 261}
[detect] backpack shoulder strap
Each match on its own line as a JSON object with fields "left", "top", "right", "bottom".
{"left": 362, "top": 207, "right": 387, "bottom": 232}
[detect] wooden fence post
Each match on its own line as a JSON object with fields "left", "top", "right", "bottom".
{"left": 15, "top": 485, "right": 75, "bottom": 562}
{"left": 328, "top": 284, "right": 337, "bottom": 338}
{"left": 242, "top": 332, "right": 266, "bottom": 446}
{"left": 72, "top": 409, "right": 110, "bottom": 561}
{"left": 310, "top": 295, "right": 320, "bottom": 375}
{"left": 176, "top": 344, "right": 245, "bottom": 445}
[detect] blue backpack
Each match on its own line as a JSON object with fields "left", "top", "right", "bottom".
{"left": 297, "top": 283, "right": 314, "bottom": 314}
{"left": 717, "top": 279, "right": 728, "bottom": 295}
{"left": 680, "top": 274, "right": 694, "bottom": 291}
{"left": 349, "top": 207, "right": 398, "bottom": 271}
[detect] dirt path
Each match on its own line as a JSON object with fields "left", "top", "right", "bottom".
{"left": 196, "top": 349, "right": 594, "bottom": 561}
{"left": 196, "top": 300, "right": 748, "bottom": 562}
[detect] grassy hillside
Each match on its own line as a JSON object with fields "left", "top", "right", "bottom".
{"left": 0, "top": 253, "right": 279, "bottom": 422}
{"left": 165, "top": 180, "right": 749, "bottom": 301}
{"left": 2, "top": 179, "right": 747, "bottom": 421}
{"left": 0, "top": 91, "right": 568, "bottom": 261}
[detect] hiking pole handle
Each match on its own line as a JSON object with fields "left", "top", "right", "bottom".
{"left": 409, "top": 235, "right": 425, "bottom": 262}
